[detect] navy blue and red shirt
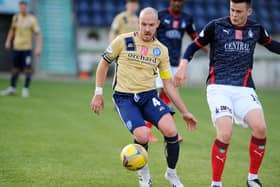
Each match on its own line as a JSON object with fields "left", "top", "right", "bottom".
{"left": 157, "top": 8, "right": 197, "bottom": 67}
{"left": 183, "top": 17, "right": 279, "bottom": 89}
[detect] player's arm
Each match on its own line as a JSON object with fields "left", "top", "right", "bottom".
{"left": 32, "top": 17, "right": 42, "bottom": 56}
{"left": 175, "top": 21, "right": 215, "bottom": 87}
{"left": 109, "top": 17, "right": 120, "bottom": 42}
{"left": 186, "top": 17, "right": 208, "bottom": 53}
{"left": 258, "top": 26, "right": 280, "bottom": 54}
{"left": 90, "top": 58, "right": 110, "bottom": 115}
{"left": 5, "top": 29, "right": 14, "bottom": 49}
{"left": 90, "top": 36, "right": 122, "bottom": 114}
{"left": 5, "top": 16, "right": 16, "bottom": 49}
{"left": 35, "top": 33, "right": 42, "bottom": 56}
{"left": 162, "top": 77, "right": 197, "bottom": 130}
{"left": 264, "top": 40, "right": 280, "bottom": 54}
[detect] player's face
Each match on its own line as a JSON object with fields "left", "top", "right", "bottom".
{"left": 126, "top": 2, "right": 139, "bottom": 14}
{"left": 230, "top": 2, "right": 252, "bottom": 26}
{"left": 170, "top": 0, "right": 185, "bottom": 14}
{"left": 139, "top": 14, "right": 159, "bottom": 42}
{"left": 19, "top": 3, "right": 28, "bottom": 14}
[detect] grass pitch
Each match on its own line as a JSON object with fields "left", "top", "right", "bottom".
{"left": 0, "top": 79, "right": 279, "bottom": 187}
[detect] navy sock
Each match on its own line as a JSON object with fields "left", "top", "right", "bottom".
{"left": 24, "top": 73, "right": 32, "bottom": 88}
{"left": 165, "top": 134, "right": 179, "bottom": 169}
{"left": 11, "top": 73, "right": 19, "bottom": 88}
{"left": 134, "top": 139, "right": 149, "bottom": 151}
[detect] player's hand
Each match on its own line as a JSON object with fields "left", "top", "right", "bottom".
{"left": 5, "top": 41, "right": 10, "bottom": 50}
{"left": 35, "top": 47, "right": 41, "bottom": 56}
{"left": 174, "top": 59, "right": 188, "bottom": 87}
{"left": 90, "top": 95, "right": 104, "bottom": 115}
{"left": 182, "top": 111, "right": 197, "bottom": 131}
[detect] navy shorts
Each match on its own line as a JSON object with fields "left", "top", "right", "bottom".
{"left": 112, "top": 89, "right": 174, "bottom": 133}
{"left": 13, "top": 50, "right": 32, "bottom": 70}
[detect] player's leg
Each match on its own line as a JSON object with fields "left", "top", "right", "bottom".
{"left": 207, "top": 85, "right": 234, "bottom": 187}
{"left": 142, "top": 92, "right": 183, "bottom": 186}
{"left": 211, "top": 117, "right": 232, "bottom": 187}
{"left": 233, "top": 88, "right": 265, "bottom": 187}
{"left": 245, "top": 109, "right": 266, "bottom": 187}
{"left": 22, "top": 50, "right": 32, "bottom": 97}
{"left": 113, "top": 93, "right": 152, "bottom": 187}
{"left": 1, "top": 50, "right": 21, "bottom": 96}
{"left": 158, "top": 113, "right": 184, "bottom": 187}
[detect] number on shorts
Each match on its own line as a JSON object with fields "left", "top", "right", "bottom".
{"left": 152, "top": 97, "right": 161, "bottom": 107}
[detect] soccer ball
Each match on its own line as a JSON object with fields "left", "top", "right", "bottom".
{"left": 120, "top": 144, "right": 148, "bottom": 171}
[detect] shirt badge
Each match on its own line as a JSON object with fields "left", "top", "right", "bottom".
{"left": 153, "top": 48, "right": 161, "bottom": 57}
{"left": 248, "top": 29, "right": 254, "bottom": 38}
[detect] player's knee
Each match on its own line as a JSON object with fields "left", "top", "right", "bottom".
{"left": 133, "top": 127, "right": 149, "bottom": 144}
{"left": 218, "top": 131, "right": 232, "bottom": 143}
{"left": 12, "top": 68, "right": 20, "bottom": 74}
{"left": 162, "top": 127, "right": 177, "bottom": 137}
{"left": 252, "top": 123, "right": 267, "bottom": 138}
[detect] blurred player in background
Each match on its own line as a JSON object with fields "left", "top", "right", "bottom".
{"left": 109, "top": 0, "right": 139, "bottom": 42}
{"left": 146, "top": 0, "right": 207, "bottom": 142}
{"left": 175, "top": 0, "right": 280, "bottom": 186}
{"left": 1, "top": 0, "right": 42, "bottom": 98}
{"left": 91, "top": 7, "right": 197, "bottom": 187}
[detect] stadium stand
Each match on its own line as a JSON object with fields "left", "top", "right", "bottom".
{"left": 74, "top": 0, "right": 280, "bottom": 34}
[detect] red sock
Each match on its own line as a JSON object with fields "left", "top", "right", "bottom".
{"left": 146, "top": 121, "right": 153, "bottom": 128}
{"left": 249, "top": 136, "right": 266, "bottom": 174}
{"left": 212, "top": 139, "right": 229, "bottom": 182}
{"left": 159, "top": 91, "right": 171, "bottom": 105}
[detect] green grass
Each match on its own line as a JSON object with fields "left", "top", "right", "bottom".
{"left": 0, "top": 79, "right": 279, "bottom": 187}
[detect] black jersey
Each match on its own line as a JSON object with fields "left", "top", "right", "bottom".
{"left": 195, "top": 17, "right": 272, "bottom": 88}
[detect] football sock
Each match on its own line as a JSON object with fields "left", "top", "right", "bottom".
{"left": 146, "top": 121, "right": 153, "bottom": 128}
{"left": 24, "top": 73, "right": 32, "bottom": 88}
{"left": 134, "top": 139, "right": 148, "bottom": 151}
{"left": 249, "top": 136, "right": 266, "bottom": 175}
{"left": 164, "top": 134, "right": 179, "bottom": 169}
{"left": 11, "top": 73, "right": 19, "bottom": 88}
{"left": 212, "top": 139, "right": 229, "bottom": 182}
{"left": 248, "top": 173, "right": 258, "bottom": 181}
{"left": 159, "top": 90, "right": 171, "bottom": 105}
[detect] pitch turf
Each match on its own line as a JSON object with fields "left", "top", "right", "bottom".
{"left": 0, "top": 79, "right": 279, "bottom": 187}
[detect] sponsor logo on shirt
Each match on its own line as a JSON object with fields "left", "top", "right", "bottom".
{"left": 165, "top": 30, "right": 181, "bottom": 39}
{"left": 224, "top": 41, "right": 250, "bottom": 53}
{"left": 140, "top": 45, "right": 149, "bottom": 56}
{"left": 127, "top": 53, "right": 157, "bottom": 64}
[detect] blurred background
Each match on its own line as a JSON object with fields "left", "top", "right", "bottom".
{"left": 0, "top": 0, "right": 279, "bottom": 87}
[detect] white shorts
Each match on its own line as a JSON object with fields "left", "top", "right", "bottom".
{"left": 206, "top": 84, "right": 263, "bottom": 128}
{"left": 155, "top": 66, "right": 178, "bottom": 88}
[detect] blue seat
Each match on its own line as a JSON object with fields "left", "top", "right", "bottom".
{"left": 92, "top": 1, "right": 102, "bottom": 12}
{"left": 78, "top": 0, "right": 89, "bottom": 12}
{"left": 79, "top": 13, "right": 90, "bottom": 26}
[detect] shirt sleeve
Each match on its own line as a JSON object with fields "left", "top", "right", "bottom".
{"left": 11, "top": 15, "right": 17, "bottom": 30}
{"left": 185, "top": 16, "right": 197, "bottom": 39}
{"left": 258, "top": 25, "right": 272, "bottom": 45}
{"left": 158, "top": 47, "right": 172, "bottom": 79}
{"left": 195, "top": 20, "right": 215, "bottom": 47}
{"left": 32, "top": 16, "right": 40, "bottom": 33}
{"left": 102, "top": 35, "right": 123, "bottom": 64}
{"left": 110, "top": 16, "right": 120, "bottom": 34}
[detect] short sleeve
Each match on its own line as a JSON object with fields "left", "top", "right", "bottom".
{"left": 32, "top": 16, "right": 40, "bottom": 33}
{"left": 110, "top": 16, "right": 120, "bottom": 34}
{"left": 102, "top": 35, "right": 123, "bottom": 64}
{"left": 185, "top": 16, "right": 196, "bottom": 35}
{"left": 11, "top": 15, "right": 17, "bottom": 30}
{"left": 258, "top": 25, "right": 272, "bottom": 45}
{"left": 195, "top": 20, "right": 215, "bottom": 47}
{"left": 158, "top": 47, "right": 171, "bottom": 79}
